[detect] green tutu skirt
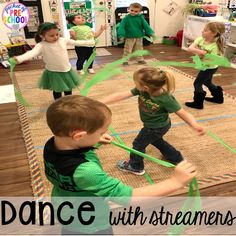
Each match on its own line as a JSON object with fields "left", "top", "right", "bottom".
{"left": 38, "top": 69, "right": 81, "bottom": 92}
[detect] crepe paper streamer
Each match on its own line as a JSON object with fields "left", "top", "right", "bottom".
{"left": 111, "top": 141, "right": 175, "bottom": 168}
{"left": 112, "top": 23, "right": 120, "bottom": 42}
{"left": 207, "top": 130, "right": 236, "bottom": 154}
{"left": 144, "top": 172, "right": 155, "bottom": 184}
{"left": 9, "top": 58, "right": 31, "bottom": 107}
{"left": 191, "top": 55, "right": 209, "bottom": 71}
{"left": 143, "top": 35, "right": 159, "bottom": 43}
{"left": 204, "top": 54, "right": 231, "bottom": 67}
{"left": 80, "top": 50, "right": 151, "bottom": 96}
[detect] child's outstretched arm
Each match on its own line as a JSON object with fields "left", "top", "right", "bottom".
{"left": 14, "top": 43, "right": 42, "bottom": 64}
{"left": 188, "top": 42, "right": 206, "bottom": 56}
{"left": 133, "top": 161, "right": 196, "bottom": 197}
{"left": 66, "top": 38, "right": 95, "bottom": 47}
{"left": 175, "top": 108, "right": 205, "bottom": 136}
{"left": 93, "top": 25, "right": 107, "bottom": 38}
{"left": 100, "top": 91, "right": 133, "bottom": 105}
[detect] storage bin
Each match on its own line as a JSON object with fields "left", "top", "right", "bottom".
{"left": 162, "top": 36, "right": 177, "bottom": 45}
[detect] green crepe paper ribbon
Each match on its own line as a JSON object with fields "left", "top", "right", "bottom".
{"left": 207, "top": 130, "right": 236, "bottom": 154}
{"left": 111, "top": 140, "right": 201, "bottom": 235}
{"left": 143, "top": 35, "right": 158, "bottom": 43}
{"left": 109, "top": 127, "right": 155, "bottom": 185}
{"left": 8, "top": 58, "right": 31, "bottom": 107}
{"left": 149, "top": 54, "right": 231, "bottom": 71}
{"left": 80, "top": 50, "right": 151, "bottom": 96}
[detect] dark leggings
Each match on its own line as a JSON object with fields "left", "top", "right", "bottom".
{"left": 194, "top": 68, "right": 218, "bottom": 93}
{"left": 53, "top": 91, "right": 72, "bottom": 100}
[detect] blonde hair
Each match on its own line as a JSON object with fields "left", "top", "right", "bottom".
{"left": 133, "top": 67, "right": 176, "bottom": 94}
{"left": 205, "top": 22, "right": 225, "bottom": 54}
{"left": 129, "top": 3, "right": 142, "bottom": 10}
{"left": 46, "top": 95, "right": 111, "bottom": 137}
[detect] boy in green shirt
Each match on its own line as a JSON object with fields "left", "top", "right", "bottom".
{"left": 117, "top": 3, "right": 155, "bottom": 66}
{"left": 44, "top": 95, "right": 196, "bottom": 235}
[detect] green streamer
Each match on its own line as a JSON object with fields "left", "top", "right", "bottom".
{"left": 80, "top": 50, "right": 151, "bottom": 96}
{"left": 111, "top": 141, "right": 175, "bottom": 168}
{"left": 207, "top": 130, "right": 236, "bottom": 154}
{"left": 144, "top": 172, "right": 155, "bottom": 184}
{"left": 9, "top": 58, "right": 31, "bottom": 107}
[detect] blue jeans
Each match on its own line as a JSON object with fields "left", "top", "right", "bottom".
{"left": 129, "top": 123, "right": 183, "bottom": 170}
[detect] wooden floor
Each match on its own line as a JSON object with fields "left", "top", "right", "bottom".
{"left": 0, "top": 44, "right": 235, "bottom": 197}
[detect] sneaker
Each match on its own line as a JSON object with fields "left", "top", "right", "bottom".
{"left": 88, "top": 68, "right": 95, "bottom": 74}
{"left": 78, "top": 70, "right": 85, "bottom": 75}
{"left": 137, "top": 60, "right": 147, "bottom": 65}
{"left": 122, "top": 62, "right": 129, "bottom": 66}
{"left": 117, "top": 160, "right": 145, "bottom": 176}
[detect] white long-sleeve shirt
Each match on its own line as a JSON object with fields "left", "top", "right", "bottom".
{"left": 16, "top": 38, "right": 95, "bottom": 72}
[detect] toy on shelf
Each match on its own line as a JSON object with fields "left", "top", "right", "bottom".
{"left": 0, "top": 42, "right": 10, "bottom": 68}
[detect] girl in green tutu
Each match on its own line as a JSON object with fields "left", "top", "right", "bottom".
{"left": 14, "top": 22, "right": 95, "bottom": 100}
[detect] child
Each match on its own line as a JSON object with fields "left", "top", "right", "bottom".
{"left": 101, "top": 67, "right": 204, "bottom": 175}
{"left": 44, "top": 94, "right": 196, "bottom": 235}
{"left": 117, "top": 2, "right": 155, "bottom": 66}
{"left": 14, "top": 22, "right": 95, "bottom": 100}
{"left": 185, "top": 22, "right": 225, "bottom": 109}
{"left": 66, "top": 14, "right": 106, "bottom": 75}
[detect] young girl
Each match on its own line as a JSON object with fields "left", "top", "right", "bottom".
{"left": 14, "top": 22, "right": 95, "bottom": 100}
{"left": 185, "top": 22, "right": 225, "bottom": 109}
{"left": 66, "top": 14, "right": 106, "bottom": 75}
{"left": 101, "top": 67, "right": 204, "bottom": 175}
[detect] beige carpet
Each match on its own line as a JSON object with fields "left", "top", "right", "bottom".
{"left": 14, "top": 60, "right": 236, "bottom": 197}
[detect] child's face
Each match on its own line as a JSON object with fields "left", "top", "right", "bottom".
{"left": 73, "top": 15, "right": 85, "bottom": 25}
{"left": 128, "top": 7, "right": 141, "bottom": 16}
{"left": 77, "top": 115, "right": 112, "bottom": 148}
{"left": 202, "top": 27, "right": 216, "bottom": 40}
{"left": 41, "top": 29, "right": 60, "bottom": 43}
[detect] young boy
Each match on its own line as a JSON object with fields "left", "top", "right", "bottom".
{"left": 117, "top": 2, "right": 155, "bottom": 66}
{"left": 44, "top": 95, "right": 196, "bottom": 235}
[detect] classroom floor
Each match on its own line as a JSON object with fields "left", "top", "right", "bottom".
{"left": 0, "top": 44, "right": 235, "bottom": 197}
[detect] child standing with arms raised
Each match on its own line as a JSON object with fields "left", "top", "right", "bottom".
{"left": 14, "top": 22, "right": 95, "bottom": 100}
{"left": 117, "top": 2, "right": 155, "bottom": 66}
{"left": 101, "top": 67, "right": 204, "bottom": 175}
{"left": 67, "top": 14, "right": 106, "bottom": 75}
{"left": 44, "top": 95, "right": 196, "bottom": 235}
{"left": 185, "top": 22, "right": 225, "bottom": 109}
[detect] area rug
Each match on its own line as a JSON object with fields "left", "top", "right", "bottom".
{"left": 68, "top": 47, "right": 112, "bottom": 59}
{"left": 14, "top": 60, "right": 236, "bottom": 198}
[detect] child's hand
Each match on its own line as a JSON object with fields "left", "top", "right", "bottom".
{"left": 100, "top": 25, "right": 107, "bottom": 31}
{"left": 99, "top": 133, "right": 113, "bottom": 144}
{"left": 171, "top": 161, "right": 196, "bottom": 188}
{"left": 192, "top": 124, "right": 205, "bottom": 136}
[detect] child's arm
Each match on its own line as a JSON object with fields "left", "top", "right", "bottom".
{"left": 93, "top": 25, "right": 107, "bottom": 38}
{"left": 133, "top": 161, "right": 196, "bottom": 197}
{"left": 141, "top": 15, "right": 155, "bottom": 36}
{"left": 14, "top": 43, "right": 42, "bottom": 64}
{"left": 188, "top": 42, "right": 207, "bottom": 56}
{"left": 100, "top": 91, "right": 133, "bottom": 104}
{"left": 175, "top": 108, "right": 205, "bottom": 136}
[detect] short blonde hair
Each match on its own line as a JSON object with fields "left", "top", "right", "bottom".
{"left": 133, "top": 67, "right": 176, "bottom": 94}
{"left": 129, "top": 3, "right": 142, "bottom": 10}
{"left": 46, "top": 95, "right": 111, "bottom": 136}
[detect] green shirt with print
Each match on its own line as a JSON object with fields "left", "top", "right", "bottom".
{"left": 131, "top": 88, "right": 181, "bottom": 128}
{"left": 194, "top": 36, "right": 219, "bottom": 69}
{"left": 71, "top": 25, "right": 94, "bottom": 40}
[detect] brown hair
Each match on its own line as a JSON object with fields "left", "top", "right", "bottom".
{"left": 133, "top": 67, "right": 176, "bottom": 94}
{"left": 129, "top": 3, "right": 142, "bottom": 10}
{"left": 205, "top": 22, "right": 225, "bottom": 54}
{"left": 46, "top": 95, "right": 111, "bottom": 137}
{"left": 35, "top": 22, "right": 58, "bottom": 43}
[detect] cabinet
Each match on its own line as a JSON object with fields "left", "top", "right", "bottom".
{"left": 182, "top": 15, "right": 236, "bottom": 68}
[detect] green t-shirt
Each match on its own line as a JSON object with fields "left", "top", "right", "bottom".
{"left": 117, "top": 14, "right": 154, "bottom": 38}
{"left": 71, "top": 25, "right": 94, "bottom": 40}
{"left": 131, "top": 88, "right": 181, "bottom": 128}
{"left": 194, "top": 36, "right": 219, "bottom": 69}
